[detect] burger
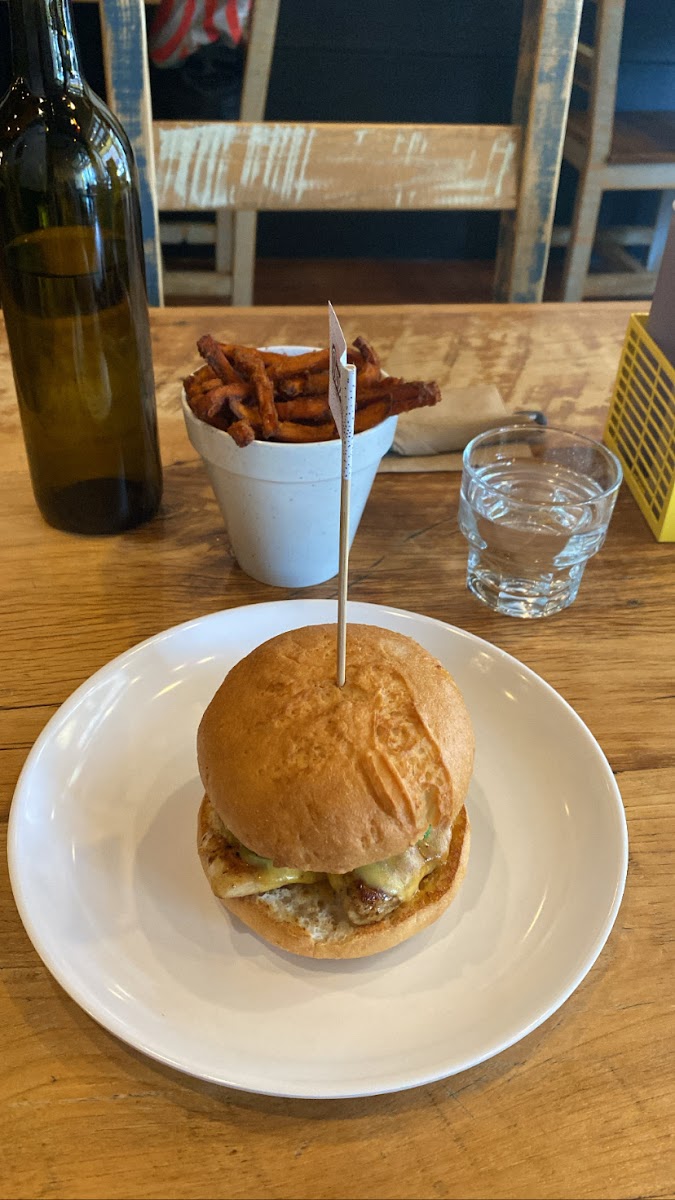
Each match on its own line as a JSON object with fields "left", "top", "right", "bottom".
{"left": 196, "top": 623, "right": 474, "bottom": 958}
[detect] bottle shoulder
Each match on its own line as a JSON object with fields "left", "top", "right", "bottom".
{"left": 0, "top": 81, "right": 134, "bottom": 186}
{"left": 83, "top": 84, "right": 135, "bottom": 159}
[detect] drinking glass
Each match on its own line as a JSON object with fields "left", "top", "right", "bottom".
{"left": 458, "top": 424, "right": 622, "bottom": 618}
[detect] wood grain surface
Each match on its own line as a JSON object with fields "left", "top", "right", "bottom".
{"left": 153, "top": 122, "right": 519, "bottom": 212}
{"left": 1, "top": 303, "right": 674, "bottom": 1200}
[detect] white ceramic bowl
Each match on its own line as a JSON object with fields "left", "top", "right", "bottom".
{"left": 182, "top": 346, "right": 397, "bottom": 588}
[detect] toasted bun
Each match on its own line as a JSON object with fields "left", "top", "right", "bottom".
{"left": 198, "top": 794, "right": 470, "bottom": 959}
{"left": 197, "top": 623, "right": 474, "bottom": 874}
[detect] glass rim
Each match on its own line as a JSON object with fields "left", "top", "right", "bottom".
{"left": 461, "top": 423, "right": 623, "bottom": 507}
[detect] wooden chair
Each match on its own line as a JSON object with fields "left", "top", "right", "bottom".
{"left": 559, "top": 0, "right": 675, "bottom": 301}
{"left": 159, "top": 0, "right": 280, "bottom": 305}
{"left": 99, "top": 0, "right": 584, "bottom": 307}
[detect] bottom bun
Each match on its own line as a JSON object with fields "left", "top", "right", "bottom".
{"left": 198, "top": 797, "right": 470, "bottom": 959}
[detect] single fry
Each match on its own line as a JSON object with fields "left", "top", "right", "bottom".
{"left": 264, "top": 349, "right": 330, "bottom": 381}
{"left": 197, "top": 334, "right": 243, "bottom": 385}
{"left": 228, "top": 397, "right": 263, "bottom": 429}
{"left": 275, "top": 396, "right": 332, "bottom": 422}
{"left": 278, "top": 362, "right": 386, "bottom": 400}
{"left": 228, "top": 346, "right": 279, "bottom": 439}
{"left": 228, "top": 419, "right": 256, "bottom": 447}
{"left": 183, "top": 373, "right": 200, "bottom": 399}
{"left": 357, "top": 380, "right": 440, "bottom": 412}
{"left": 184, "top": 375, "right": 217, "bottom": 419}
{"left": 193, "top": 363, "right": 214, "bottom": 385}
{"left": 204, "top": 386, "right": 240, "bottom": 421}
{"left": 355, "top": 399, "right": 390, "bottom": 432}
{"left": 352, "top": 336, "right": 380, "bottom": 368}
{"left": 389, "top": 380, "right": 441, "bottom": 413}
{"left": 275, "top": 420, "right": 336, "bottom": 443}
{"left": 276, "top": 371, "right": 331, "bottom": 398}
{"left": 212, "top": 379, "right": 251, "bottom": 403}
{"left": 355, "top": 361, "right": 383, "bottom": 388}
{"left": 189, "top": 390, "right": 232, "bottom": 431}
{"left": 201, "top": 375, "right": 231, "bottom": 395}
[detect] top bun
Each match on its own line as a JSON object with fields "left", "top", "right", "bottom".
{"left": 197, "top": 623, "right": 474, "bottom": 874}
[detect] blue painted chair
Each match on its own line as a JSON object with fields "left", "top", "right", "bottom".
{"left": 99, "top": 0, "right": 584, "bottom": 306}
{"left": 156, "top": 0, "right": 280, "bottom": 306}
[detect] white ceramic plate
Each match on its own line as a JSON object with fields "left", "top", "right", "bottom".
{"left": 8, "top": 600, "right": 627, "bottom": 1099}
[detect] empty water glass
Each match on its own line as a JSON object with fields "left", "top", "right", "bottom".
{"left": 458, "top": 424, "right": 622, "bottom": 618}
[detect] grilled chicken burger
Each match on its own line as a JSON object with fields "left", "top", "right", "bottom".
{"left": 197, "top": 623, "right": 474, "bottom": 958}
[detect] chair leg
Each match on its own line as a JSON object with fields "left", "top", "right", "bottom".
{"left": 493, "top": 0, "right": 583, "bottom": 302}
{"left": 561, "top": 168, "right": 603, "bottom": 302}
{"left": 215, "top": 211, "right": 234, "bottom": 278}
{"left": 231, "top": 212, "right": 258, "bottom": 307}
{"left": 646, "top": 189, "right": 675, "bottom": 273}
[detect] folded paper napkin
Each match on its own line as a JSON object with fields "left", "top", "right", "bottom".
{"left": 378, "top": 384, "right": 508, "bottom": 473}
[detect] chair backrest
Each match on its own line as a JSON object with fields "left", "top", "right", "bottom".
{"left": 158, "top": 0, "right": 281, "bottom": 305}
{"left": 99, "top": 0, "right": 584, "bottom": 306}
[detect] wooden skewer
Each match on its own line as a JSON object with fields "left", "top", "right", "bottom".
{"left": 328, "top": 303, "right": 356, "bottom": 687}
{"left": 336, "top": 470, "right": 350, "bottom": 688}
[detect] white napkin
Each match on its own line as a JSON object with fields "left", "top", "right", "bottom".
{"left": 378, "top": 385, "right": 508, "bottom": 473}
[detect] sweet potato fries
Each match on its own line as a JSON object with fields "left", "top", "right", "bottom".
{"left": 184, "top": 334, "right": 440, "bottom": 447}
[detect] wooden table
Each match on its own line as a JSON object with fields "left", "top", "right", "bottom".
{"left": 1, "top": 303, "right": 673, "bottom": 1200}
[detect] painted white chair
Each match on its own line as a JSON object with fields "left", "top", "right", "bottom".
{"left": 158, "top": 0, "right": 280, "bottom": 305}
{"left": 559, "top": 0, "right": 675, "bottom": 301}
{"left": 98, "top": 0, "right": 584, "bottom": 306}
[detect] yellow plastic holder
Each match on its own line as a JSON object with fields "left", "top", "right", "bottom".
{"left": 604, "top": 313, "right": 675, "bottom": 542}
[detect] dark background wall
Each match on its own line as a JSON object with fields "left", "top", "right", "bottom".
{"left": 258, "top": 0, "right": 520, "bottom": 259}
{"left": 1, "top": 0, "right": 673, "bottom": 260}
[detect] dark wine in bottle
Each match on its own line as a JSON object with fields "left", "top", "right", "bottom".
{"left": 0, "top": 0, "right": 162, "bottom": 534}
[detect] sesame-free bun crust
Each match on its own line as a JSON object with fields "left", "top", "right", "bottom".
{"left": 198, "top": 794, "right": 470, "bottom": 959}
{"left": 197, "top": 623, "right": 474, "bottom": 874}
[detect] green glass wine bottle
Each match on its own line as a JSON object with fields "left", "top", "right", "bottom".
{"left": 0, "top": 0, "right": 162, "bottom": 534}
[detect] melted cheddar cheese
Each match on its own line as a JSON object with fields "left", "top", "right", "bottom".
{"left": 230, "top": 836, "right": 319, "bottom": 892}
{"left": 215, "top": 820, "right": 452, "bottom": 905}
{"left": 350, "top": 823, "right": 452, "bottom": 902}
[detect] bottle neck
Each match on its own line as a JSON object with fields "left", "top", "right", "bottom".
{"left": 9, "top": 0, "right": 84, "bottom": 95}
